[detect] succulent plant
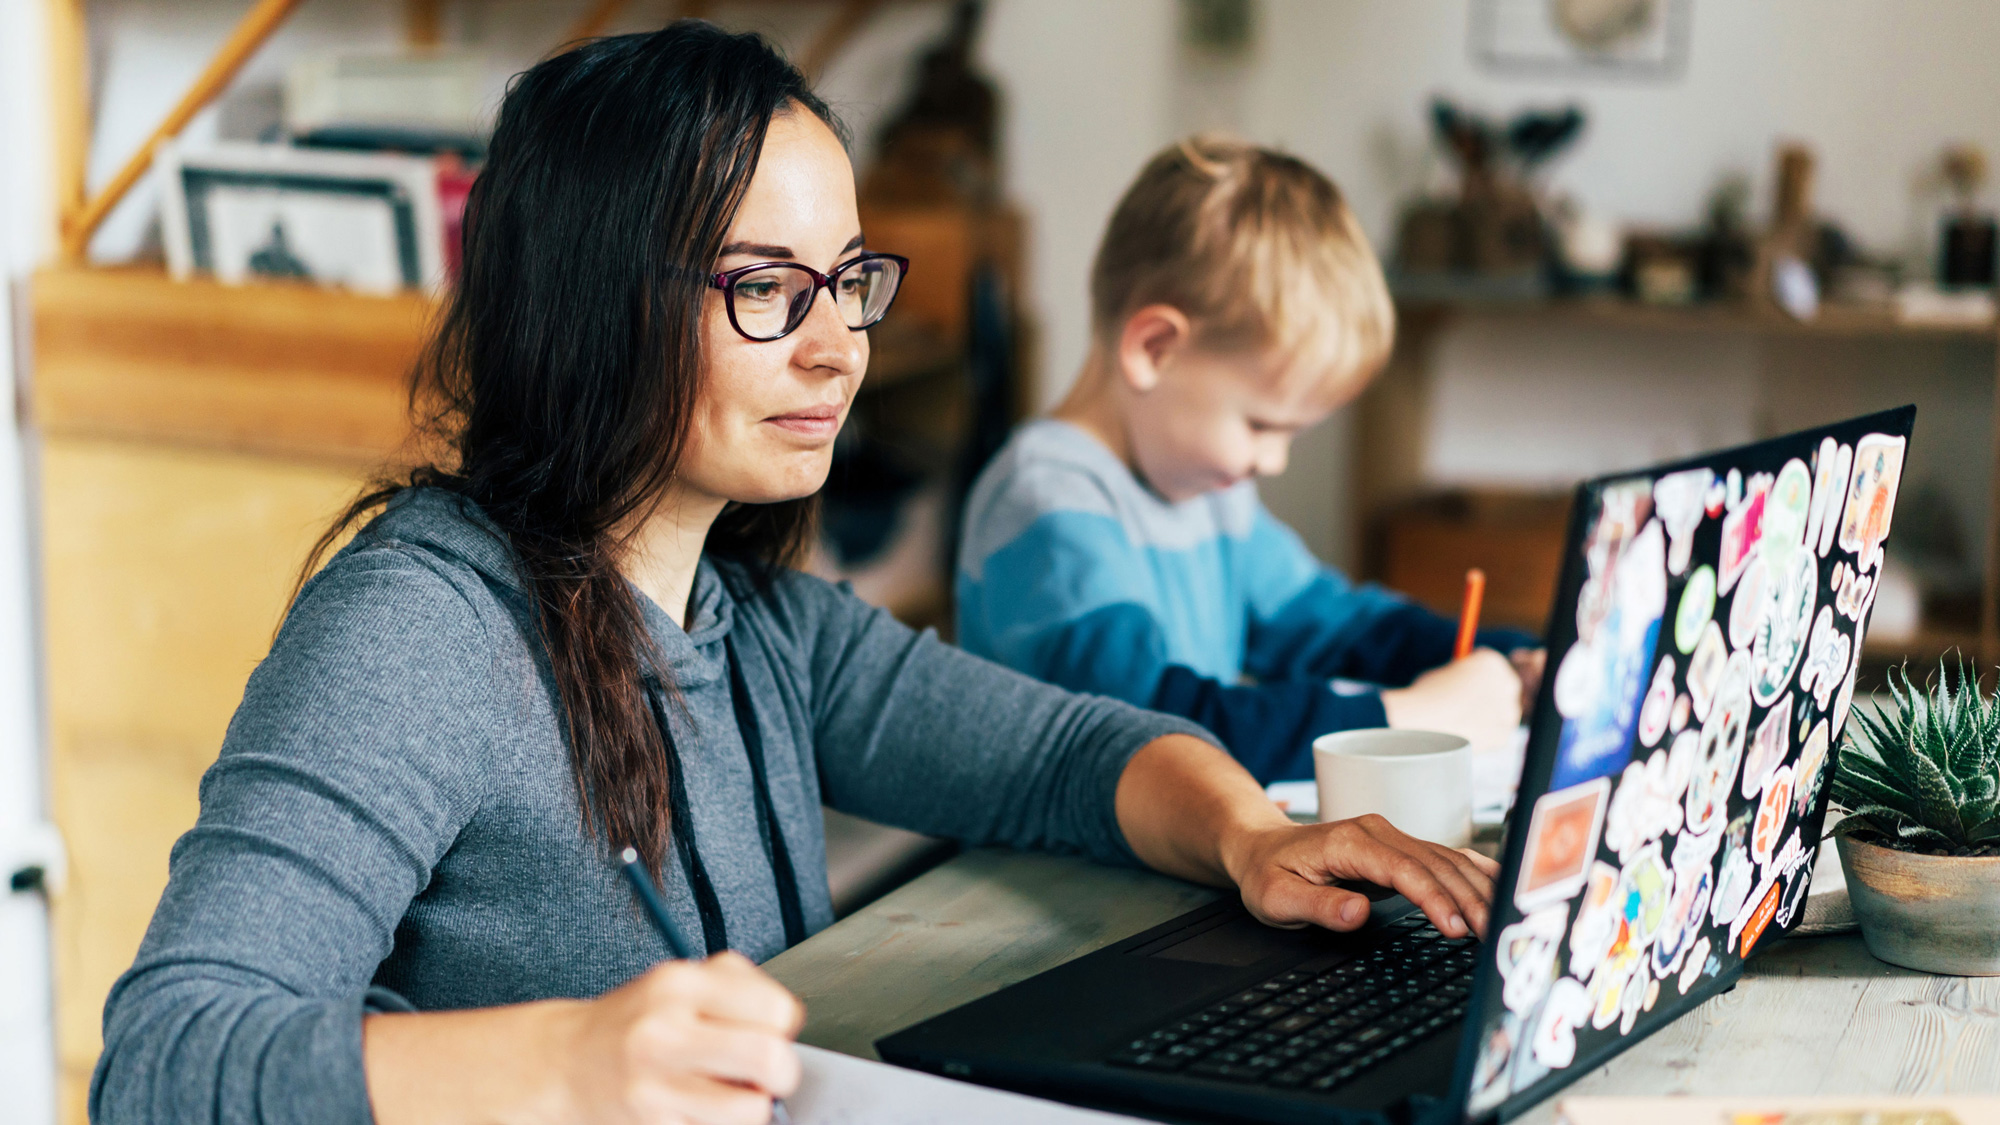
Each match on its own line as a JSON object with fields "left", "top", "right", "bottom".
{"left": 1833, "top": 656, "right": 2000, "bottom": 856}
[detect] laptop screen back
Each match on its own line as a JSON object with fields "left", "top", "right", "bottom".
{"left": 1459, "top": 407, "right": 1915, "bottom": 1121}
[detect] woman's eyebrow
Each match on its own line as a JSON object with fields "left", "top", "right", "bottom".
{"left": 719, "top": 240, "right": 794, "bottom": 258}
{"left": 716, "top": 234, "right": 866, "bottom": 260}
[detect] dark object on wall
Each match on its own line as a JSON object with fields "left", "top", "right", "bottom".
{"left": 1180, "top": 0, "right": 1256, "bottom": 55}
{"left": 861, "top": 0, "right": 999, "bottom": 207}
{"left": 1393, "top": 98, "right": 1582, "bottom": 286}
{"left": 1470, "top": 0, "right": 1691, "bottom": 80}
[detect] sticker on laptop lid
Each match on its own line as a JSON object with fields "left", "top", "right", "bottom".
{"left": 1728, "top": 556, "right": 1768, "bottom": 651}
{"left": 1675, "top": 565, "right": 1717, "bottom": 654}
{"left": 1686, "top": 622, "right": 1728, "bottom": 722}
{"left": 1567, "top": 861, "right": 1623, "bottom": 980}
{"left": 1686, "top": 651, "right": 1751, "bottom": 835}
{"left": 1800, "top": 608, "right": 1852, "bottom": 712}
{"left": 1654, "top": 468, "right": 1713, "bottom": 576}
{"left": 1637, "top": 656, "right": 1676, "bottom": 748}
{"left": 1676, "top": 934, "right": 1712, "bottom": 995}
{"left": 1840, "top": 434, "right": 1907, "bottom": 573}
{"left": 1742, "top": 694, "right": 1794, "bottom": 799}
{"left": 1514, "top": 778, "right": 1611, "bottom": 912}
{"left": 1497, "top": 906, "right": 1567, "bottom": 1014}
{"left": 1804, "top": 436, "right": 1849, "bottom": 558}
{"left": 1751, "top": 764, "right": 1795, "bottom": 872}
{"left": 1718, "top": 472, "right": 1770, "bottom": 594}
{"left": 1794, "top": 720, "right": 1830, "bottom": 818}
{"left": 1761, "top": 458, "right": 1814, "bottom": 571}
{"left": 1529, "top": 976, "right": 1592, "bottom": 1069}
{"left": 1751, "top": 547, "right": 1817, "bottom": 707}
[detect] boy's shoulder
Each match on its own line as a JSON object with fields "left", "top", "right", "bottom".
{"left": 961, "top": 419, "right": 1262, "bottom": 568}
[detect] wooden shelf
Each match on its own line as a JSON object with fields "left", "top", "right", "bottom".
{"left": 1395, "top": 294, "right": 2000, "bottom": 342}
{"left": 31, "top": 265, "right": 431, "bottom": 466}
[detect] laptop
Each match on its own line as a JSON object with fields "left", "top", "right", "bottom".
{"left": 878, "top": 406, "right": 1916, "bottom": 1124}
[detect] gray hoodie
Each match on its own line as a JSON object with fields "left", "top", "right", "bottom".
{"left": 90, "top": 487, "right": 1207, "bottom": 1124}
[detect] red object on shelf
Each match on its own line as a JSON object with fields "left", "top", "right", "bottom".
{"left": 436, "top": 156, "right": 477, "bottom": 282}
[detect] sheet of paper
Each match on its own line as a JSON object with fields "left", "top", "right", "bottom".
{"left": 1557, "top": 1094, "right": 2000, "bottom": 1125}
{"left": 789, "top": 1044, "right": 1149, "bottom": 1124}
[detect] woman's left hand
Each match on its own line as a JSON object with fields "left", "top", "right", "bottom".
{"left": 1219, "top": 815, "right": 1500, "bottom": 939}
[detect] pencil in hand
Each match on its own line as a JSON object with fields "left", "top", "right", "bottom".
{"left": 1453, "top": 568, "right": 1486, "bottom": 661}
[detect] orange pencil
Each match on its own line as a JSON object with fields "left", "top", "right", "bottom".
{"left": 1453, "top": 568, "right": 1486, "bottom": 661}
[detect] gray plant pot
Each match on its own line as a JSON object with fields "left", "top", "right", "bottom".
{"left": 1836, "top": 833, "right": 2000, "bottom": 976}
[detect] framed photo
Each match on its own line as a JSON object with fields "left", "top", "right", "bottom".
{"left": 159, "top": 141, "right": 445, "bottom": 294}
{"left": 1470, "top": 0, "right": 1692, "bottom": 80}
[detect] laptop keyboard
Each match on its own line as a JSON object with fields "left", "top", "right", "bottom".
{"left": 1106, "top": 914, "right": 1478, "bottom": 1093}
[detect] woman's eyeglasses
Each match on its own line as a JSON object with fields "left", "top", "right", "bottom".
{"left": 710, "top": 253, "right": 910, "bottom": 342}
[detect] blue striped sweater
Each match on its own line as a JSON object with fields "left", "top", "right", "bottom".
{"left": 956, "top": 420, "right": 1531, "bottom": 782}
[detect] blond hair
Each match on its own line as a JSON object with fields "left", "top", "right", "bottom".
{"left": 1089, "top": 135, "right": 1394, "bottom": 389}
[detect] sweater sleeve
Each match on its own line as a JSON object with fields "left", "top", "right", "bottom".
{"left": 1240, "top": 506, "right": 1538, "bottom": 687}
{"left": 90, "top": 549, "right": 502, "bottom": 1125}
{"left": 789, "top": 576, "right": 1212, "bottom": 866}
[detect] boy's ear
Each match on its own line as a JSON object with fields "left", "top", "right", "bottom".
{"left": 1117, "top": 305, "right": 1193, "bottom": 394}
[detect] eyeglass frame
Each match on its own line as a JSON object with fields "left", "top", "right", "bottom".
{"left": 707, "top": 252, "right": 911, "bottom": 342}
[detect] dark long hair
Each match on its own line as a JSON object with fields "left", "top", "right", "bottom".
{"left": 304, "top": 22, "right": 842, "bottom": 872}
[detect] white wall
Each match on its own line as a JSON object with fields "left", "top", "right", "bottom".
{"left": 0, "top": 0, "right": 59, "bottom": 1118}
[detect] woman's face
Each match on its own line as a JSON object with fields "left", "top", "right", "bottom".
{"left": 680, "top": 109, "right": 868, "bottom": 509}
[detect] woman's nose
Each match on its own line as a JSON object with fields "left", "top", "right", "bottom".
{"left": 791, "top": 284, "right": 865, "bottom": 377}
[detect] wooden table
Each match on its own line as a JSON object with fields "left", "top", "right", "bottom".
{"left": 765, "top": 848, "right": 2000, "bottom": 1122}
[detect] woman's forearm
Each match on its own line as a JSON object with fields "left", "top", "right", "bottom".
{"left": 365, "top": 1002, "right": 578, "bottom": 1125}
{"left": 1113, "top": 733, "right": 1293, "bottom": 887}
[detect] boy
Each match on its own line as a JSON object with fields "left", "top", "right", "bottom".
{"left": 956, "top": 137, "right": 1539, "bottom": 784}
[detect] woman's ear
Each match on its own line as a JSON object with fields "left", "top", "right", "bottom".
{"left": 1116, "top": 305, "right": 1193, "bottom": 394}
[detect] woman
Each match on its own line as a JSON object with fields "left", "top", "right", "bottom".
{"left": 93, "top": 23, "right": 1497, "bottom": 1125}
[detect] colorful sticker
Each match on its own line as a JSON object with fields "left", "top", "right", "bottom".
{"left": 1751, "top": 547, "right": 1816, "bottom": 707}
{"left": 1736, "top": 878, "right": 1783, "bottom": 955}
{"left": 1514, "top": 778, "right": 1611, "bottom": 912}
{"left": 1774, "top": 855, "right": 1814, "bottom": 929}
{"left": 1654, "top": 468, "right": 1714, "bottom": 577}
{"left": 1653, "top": 866, "right": 1710, "bottom": 979}
{"left": 1497, "top": 906, "right": 1568, "bottom": 1013}
{"left": 1670, "top": 693, "right": 1692, "bottom": 734}
{"left": 1675, "top": 565, "right": 1717, "bottom": 653}
{"left": 1670, "top": 819, "right": 1721, "bottom": 874}
{"left": 1799, "top": 606, "right": 1851, "bottom": 712}
{"left": 1553, "top": 517, "right": 1667, "bottom": 787}
{"left": 1685, "top": 651, "right": 1750, "bottom": 835}
{"left": 1637, "top": 656, "right": 1676, "bottom": 748}
{"left": 1741, "top": 693, "right": 1794, "bottom": 800}
{"left": 1839, "top": 434, "right": 1907, "bottom": 574}
{"left": 1602, "top": 760, "right": 1647, "bottom": 859}
{"left": 1686, "top": 622, "right": 1728, "bottom": 722}
{"left": 1727, "top": 556, "right": 1768, "bottom": 651}
{"left": 1567, "top": 861, "right": 1622, "bottom": 980}
{"left": 1718, "top": 473, "right": 1770, "bottom": 594}
{"left": 1467, "top": 1012, "right": 1521, "bottom": 1115}
{"left": 1761, "top": 458, "right": 1812, "bottom": 567}
{"left": 1676, "top": 934, "right": 1712, "bottom": 995}
{"left": 1529, "top": 977, "right": 1592, "bottom": 1069}
{"left": 1710, "top": 816, "right": 1755, "bottom": 927}
{"left": 1751, "top": 765, "right": 1795, "bottom": 872}
{"left": 1793, "top": 720, "right": 1830, "bottom": 819}
{"left": 1832, "top": 560, "right": 1874, "bottom": 620}
{"left": 1804, "top": 437, "right": 1848, "bottom": 559}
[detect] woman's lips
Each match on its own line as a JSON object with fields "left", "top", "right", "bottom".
{"left": 765, "top": 405, "right": 842, "bottom": 440}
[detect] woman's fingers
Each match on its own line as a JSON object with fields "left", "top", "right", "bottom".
{"left": 648, "top": 1070, "right": 788, "bottom": 1125}
{"left": 646, "top": 954, "right": 805, "bottom": 1035}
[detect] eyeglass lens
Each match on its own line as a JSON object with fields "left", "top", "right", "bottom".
{"left": 728, "top": 258, "right": 904, "bottom": 340}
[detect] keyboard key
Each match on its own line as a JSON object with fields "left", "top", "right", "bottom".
{"left": 1268, "top": 1012, "right": 1319, "bottom": 1035}
{"left": 1269, "top": 1069, "right": 1311, "bottom": 1088}
{"left": 1248, "top": 1001, "right": 1298, "bottom": 1020}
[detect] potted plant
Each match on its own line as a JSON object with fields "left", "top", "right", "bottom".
{"left": 1832, "top": 657, "right": 2000, "bottom": 975}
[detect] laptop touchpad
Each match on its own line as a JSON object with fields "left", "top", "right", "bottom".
{"left": 1147, "top": 914, "right": 1320, "bottom": 967}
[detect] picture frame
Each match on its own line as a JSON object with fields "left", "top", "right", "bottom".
{"left": 158, "top": 140, "right": 445, "bottom": 295}
{"left": 1470, "top": 0, "right": 1692, "bottom": 80}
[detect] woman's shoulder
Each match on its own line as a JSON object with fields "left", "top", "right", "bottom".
{"left": 715, "top": 558, "right": 896, "bottom": 654}
{"left": 285, "top": 487, "right": 529, "bottom": 659}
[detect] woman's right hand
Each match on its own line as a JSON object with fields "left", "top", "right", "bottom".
{"left": 1379, "top": 648, "right": 1522, "bottom": 750}
{"left": 554, "top": 951, "right": 804, "bottom": 1125}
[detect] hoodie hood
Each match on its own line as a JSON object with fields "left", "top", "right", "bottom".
{"left": 361, "top": 486, "right": 733, "bottom": 689}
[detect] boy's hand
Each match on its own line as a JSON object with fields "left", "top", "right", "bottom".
{"left": 1220, "top": 816, "right": 1500, "bottom": 939}
{"left": 1380, "top": 649, "right": 1521, "bottom": 749}
{"left": 1509, "top": 647, "right": 1546, "bottom": 714}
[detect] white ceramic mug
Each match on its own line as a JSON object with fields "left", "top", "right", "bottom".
{"left": 1313, "top": 729, "right": 1473, "bottom": 848}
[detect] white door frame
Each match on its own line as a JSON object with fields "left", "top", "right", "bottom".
{"left": 0, "top": 0, "right": 62, "bottom": 1122}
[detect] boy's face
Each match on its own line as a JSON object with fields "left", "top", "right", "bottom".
{"left": 1126, "top": 344, "right": 1349, "bottom": 503}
